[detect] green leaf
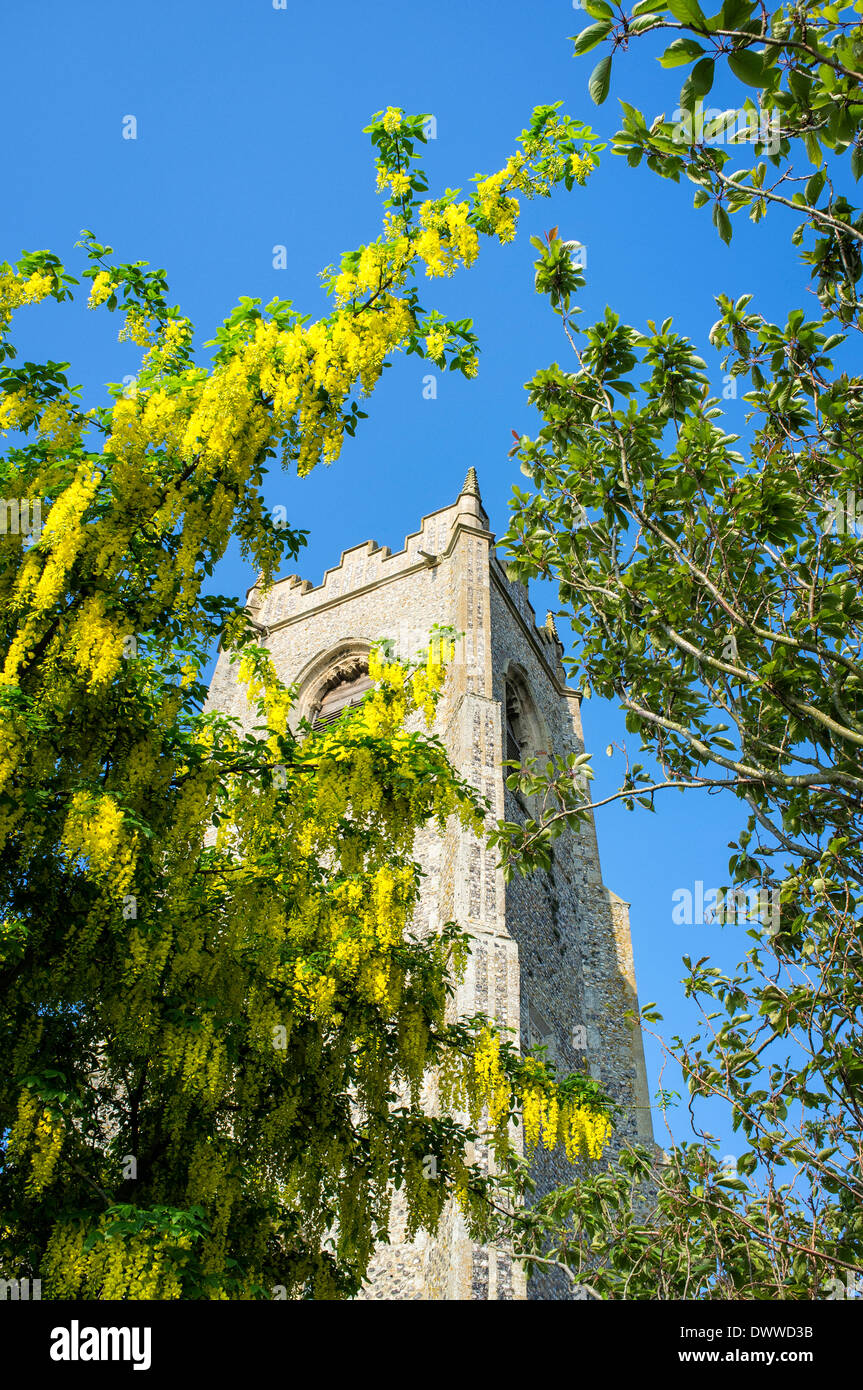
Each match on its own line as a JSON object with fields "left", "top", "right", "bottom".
{"left": 659, "top": 37, "right": 706, "bottom": 67}
{"left": 721, "top": 0, "right": 755, "bottom": 23}
{"left": 589, "top": 54, "right": 613, "bottom": 106}
{"left": 803, "top": 130, "right": 823, "bottom": 167}
{"left": 574, "top": 20, "right": 613, "bottom": 55}
{"left": 689, "top": 57, "right": 715, "bottom": 98}
{"left": 582, "top": 0, "right": 614, "bottom": 16}
{"left": 714, "top": 204, "right": 733, "bottom": 243}
{"left": 667, "top": 0, "right": 708, "bottom": 24}
{"left": 728, "top": 48, "right": 765, "bottom": 88}
{"left": 852, "top": 144, "right": 863, "bottom": 182}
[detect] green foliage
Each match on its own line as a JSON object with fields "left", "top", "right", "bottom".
{"left": 499, "top": 3, "right": 863, "bottom": 1297}
{"left": 0, "top": 108, "right": 610, "bottom": 1299}
{"left": 577, "top": 0, "right": 863, "bottom": 319}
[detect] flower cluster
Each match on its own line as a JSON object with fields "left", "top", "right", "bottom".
{"left": 118, "top": 306, "right": 155, "bottom": 346}
{"left": 0, "top": 268, "right": 53, "bottom": 334}
{"left": 44, "top": 1219, "right": 193, "bottom": 1300}
{"left": 415, "top": 200, "right": 479, "bottom": 277}
{"left": 0, "top": 105, "right": 608, "bottom": 1299}
{"left": 61, "top": 789, "right": 137, "bottom": 895}
{"left": 87, "top": 270, "right": 114, "bottom": 307}
{"left": 521, "top": 1083, "right": 611, "bottom": 1162}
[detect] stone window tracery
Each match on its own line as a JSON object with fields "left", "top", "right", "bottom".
{"left": 503, "top": 671, "right": 545, "bottom": 765}
{"left": 505, "top": 685, "right": 525, "bottom": 763}
{"left": 309, "top": 656, "right": 372, "bottom": 728}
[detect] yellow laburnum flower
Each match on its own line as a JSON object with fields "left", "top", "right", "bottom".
{"left": 388, "top": 171, "right": 412, "bottom": 197}
{"left": 473, "top": 1026, "right": 510, "bottom": 1127}
{"left": 415, "top": 228, "right": 447, "bottom": 278}
{"left": 43, "top": 1223, "right": 88, "bottom": 1297}
{"left": 13, "top": 465, "right": 103, "bottom": 617}
{"left": 356, "top": 243, "right": 386, "bottom": 292}
{"left": 0, "top": 388, "right": 37, "bottom": 433}
{"left": 382, "top": 106, "right": 403, "bottom": 133}
{"left": 367, "top": 647, "right": 386, "bottom": 682}
{"left": 26, "top": 1108, "right": 64, "bottom": 1195}
{"left": 502, "top": 151, "right": 530, "bottom": 192}
{"left": 585, "top": 1109, "right": 612, "bottom": 1159}
{"left": 541, "top": 1091, "right": 560, "bottom": 1152}
{"left": 161, "top": 316, "right": 190, "bottom": 352}
{"left": 88, "top": 271, "right": 113, "bottom": 308}
{"left": 119, "top": 306, "right": 154, "bottom": 347}
{"left": 560, "top": 1100, "right": 612, "bottom": 1163}
{"left": 570, "top": 152, "right": 597, "bottom": 185}
{"left": 0, "top": 269, "right": 53, "bottom": 332}
{"left": 334, "top": 271, "right": 356, "bottom": 304}
{"left": 425, "top": 327, "right": 446, "bottom": 360}
{"left": 8, "top": 1088, "right": 39, "bottom": 1162}
{"left": 474, "top": 171, "right": 519, "bottom": 244}
{"left": 522, "top": 1086, "right": 543, "bottom": 1152}
{"left": 38, "top": 398, "right": 83, "bottom": 450}
{"left": 69, "top": 595, "right": 127, "bottom": 688}
{"left": 61, "top": 790, "right": 137, "bottom": 893}
{"left": 442, "top": 202, "right": 479, "bottom": 267}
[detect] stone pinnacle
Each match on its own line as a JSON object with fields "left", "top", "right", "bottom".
{"left": 461, "top": 466, "right": 481, "bottom": 498}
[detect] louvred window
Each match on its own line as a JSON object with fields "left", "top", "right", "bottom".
{"left": 505, "top": 685, "right": 523, "bottom": 763}
{"left": 312, "top": 671, "right": 373, "bottom": 728}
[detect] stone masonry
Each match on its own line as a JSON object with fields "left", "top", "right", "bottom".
{"left": 205, "top": 469, "right": 654, "bottom": 1299}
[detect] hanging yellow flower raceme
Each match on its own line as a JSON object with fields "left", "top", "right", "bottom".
{"left": 381, "top": 106, "right": 403, "bottom": 133}
{"left": 87, "top": 270, "right": 113, "bottom": 307}
{"left": 519, "top": 1083, "right": 612, "bottom": 1163}
{"left": 0, "top": 104, "right": 606, "bottom": 1297}
{"left": 473, "top": 1026, "right": 511, "bottom": 1128}
{"left": 60, "top": 789, "right": 138, "bottom": 897}
{"left": 0, "top": 269, "right": 53, "bottom": 334}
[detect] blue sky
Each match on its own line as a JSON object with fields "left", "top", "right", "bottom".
{"left": 4, "top": 0, "right": 810, "bottom": 1159}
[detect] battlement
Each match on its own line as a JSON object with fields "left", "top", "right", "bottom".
{"left": 252, "top": 476, "right": 562, "bottom": 673}
{"left": 252, "top": 501, "right": 453, "bottom": 627}
{"left": 249, "top": 469, "right": 496, "bottom": 632}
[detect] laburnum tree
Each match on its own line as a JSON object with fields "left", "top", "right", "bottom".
{"left": 497, "top": 3, "right": 863, "bottom": 1297}
{"left": 0, "top": 105, "right": 612, "bottom": 1299}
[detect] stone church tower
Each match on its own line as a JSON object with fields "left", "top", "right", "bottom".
{"left": 206, "top": 469, "right": 653, "bottom": 1299}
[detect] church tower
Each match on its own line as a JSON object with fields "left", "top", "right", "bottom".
{"left": 205, "top": 470, "right": 653, "bottom": 1299}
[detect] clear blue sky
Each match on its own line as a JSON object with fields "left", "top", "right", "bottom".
{"left": 5, "top": 0, "right": 808, "bottom": 1159}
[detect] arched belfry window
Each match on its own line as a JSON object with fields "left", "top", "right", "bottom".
{"left": 312, "top": 666, "right": 373, "bottom": 728}
{"left": 502, "top": 668, "right": 548, "bottom": 765}
{"left": 291, "top": 641, "right": 375, "bottom": 735}
{"left": 505, "top": 685, "right": 526, "bottom": 763}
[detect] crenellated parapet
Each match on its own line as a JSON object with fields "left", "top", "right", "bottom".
{"left": 248, "top": 496, "right": 469, "bottom": 631}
